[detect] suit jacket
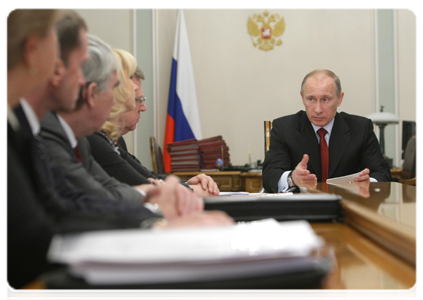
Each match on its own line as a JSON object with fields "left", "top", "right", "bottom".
{"left": 118, "top": 136, "right": 167, "bottom": 180}
{"left": 8, "top": 107, "right": 158, "bottom": 288}
{"left": 87, "top": 133, "right": 157, "bottom": 185}
{"left": 262, "top": 111, "right": 392, "bottom": 192}
{"left": 40, "top": 112, "right": 144, "bottom": 205}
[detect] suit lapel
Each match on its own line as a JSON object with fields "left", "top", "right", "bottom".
{"left": 328, "top": 113, "right": 351, "bottom": 178}
{"left": 41, "top": 112, "right": 78, "bottom": 161}
{"left": 296, "top": 112, "right": 321, "bottom": 177}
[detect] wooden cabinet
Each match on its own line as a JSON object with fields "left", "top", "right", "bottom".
{"left": 172, "top": 171, "right": 263, "bottom": 193}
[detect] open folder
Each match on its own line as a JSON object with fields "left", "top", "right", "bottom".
{"left": 204, "top": 193, "right": 343, "bottom": 222}
{"left": 44, "top": 219, "right": 332, "bottom": 289}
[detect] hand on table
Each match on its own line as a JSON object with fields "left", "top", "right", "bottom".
{"left": 145, "top": 175, "right": 204, "bottom": 220}
{"left": 187, "top": 173, "right": 220, "bottom": 196}
{"left": 354, "top": 168, "right": 371, "bottom": 182}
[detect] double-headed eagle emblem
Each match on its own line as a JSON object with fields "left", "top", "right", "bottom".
{"left": 247, "top": 11, "right": 285, "bottom": 51}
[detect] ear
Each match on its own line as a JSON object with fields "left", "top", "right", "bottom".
{"left": 300, "top": 91, "right": 307, "bottom": 106}
{"left": 85, "top": 82, "right": 98, "bottom": 108}
{"left": 22, "top": 34, "right": 40, "bottom": 70}
{"left": 49, "top": 59, "right": 66, "bottom": 86}
{"left": 337, "top": 92, "right": 344, "bottom": 107}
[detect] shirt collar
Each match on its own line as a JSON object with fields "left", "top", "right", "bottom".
{"left": 19, "top": 98, "right": 40, "bottom": 135}
{"left": 57, "top": 114, "right": 78, "bottom": 148}
{"left": 311, "top": 117, "right": 335, "bottom": 136}
{"left": 7, "top": 105, "right": 20, "bottom": 132}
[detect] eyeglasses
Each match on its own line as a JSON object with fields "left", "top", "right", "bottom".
{"left": 135, "top": 96, "right": 146, "bottom": 106}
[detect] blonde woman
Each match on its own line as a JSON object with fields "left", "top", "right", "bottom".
{"left": 87, "top": 54, "right": 220, "bottom": 197}
{"left": 101, "top": 48, "right": 138, "bottom": 142}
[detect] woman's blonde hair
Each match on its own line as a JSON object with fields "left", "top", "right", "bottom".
{"left": 102, "top": 49, "right": 137, "bottom": 142}
{"left": 8, "top": 9, "right": 61, "bottom": 69}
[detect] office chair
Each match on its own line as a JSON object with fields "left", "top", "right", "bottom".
{"left": 259, "top": 120, "right": 273, "bottom": 193}
{"left": 391, "top": 130, "right": 420, "bottom": 186}
{"left": 149, "top": 136, "right": 166, "bottom": 174}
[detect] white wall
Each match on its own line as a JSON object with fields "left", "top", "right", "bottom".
{"left": 156, "top": 9, "right": 415, "bottom": 167}
{"left": 76, "top": 9, "right": 416, "bottom": 169}
{"left": 396, "top": 9, "right": 417, "bottom": 162}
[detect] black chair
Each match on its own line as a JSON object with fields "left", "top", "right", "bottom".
{"left": 391, "top": 130, "right": 420, "bottom": 186}
{"left": 149, "top": 136, "right": 165, "bottom": 174}
{"left": 259, "top": 121, "right": 273, "bottom": 193}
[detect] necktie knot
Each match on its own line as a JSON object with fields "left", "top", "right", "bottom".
{"left": 317, "top": 128, "right": 327, "bottom": 139}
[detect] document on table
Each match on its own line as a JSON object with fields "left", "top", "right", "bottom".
{"left": 326, "top": 172, "right": 360, "bottom": 184}
{"left": 47, "top": 219, "right": 324, "bottom": 285}
{"left": 218, "top": 191, "right": 250, "bottom": 196}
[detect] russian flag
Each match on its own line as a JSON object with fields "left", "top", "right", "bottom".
{"left": 163, "top": 10, "right": 202, "bottom": 172}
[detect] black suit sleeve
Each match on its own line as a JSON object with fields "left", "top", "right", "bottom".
{"left": 87, "top": 133, "right": 153, "bottom": 185}
{"left": 358, "top": 118, "right": 392, "bottom": 182}
{"left": 262, "top": 118, "right": 294, "bottom": 193}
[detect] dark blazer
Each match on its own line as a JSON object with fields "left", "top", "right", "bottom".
{"left": 262, "top": 111, "right": 392, "bottom": 192}
{"left": 8, "top": 107, "right": 159, "bottom": 288}
{"left": 87, "top": 133, "right": 158, "bottom": 185}
{"left": 40, "top": 112, "right": 144, "bottom": 205}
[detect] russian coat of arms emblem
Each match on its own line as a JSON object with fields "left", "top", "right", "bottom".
{"left": 247, "top": 11, "right": 285, "bottom": 51}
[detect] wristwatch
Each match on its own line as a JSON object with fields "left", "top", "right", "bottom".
{"left": 287, "top": 171, "right": 295, "bottom": 188}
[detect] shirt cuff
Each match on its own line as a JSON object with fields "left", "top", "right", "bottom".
{"left": 143, "top": 203, "right": 163, "bottom": 216}
{"left": 134, "top": 187, "right": 147, "bottom": 198}
{"left": 277, "top": 171, "right": 292, "bottom": 193}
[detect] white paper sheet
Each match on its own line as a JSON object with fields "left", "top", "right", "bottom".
{"left": 326, "top": 172, "right": 360, "bottom": 184}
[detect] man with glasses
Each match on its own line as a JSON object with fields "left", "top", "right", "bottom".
{"left": 87, "top": 67, "right": 220, "bottom": 198}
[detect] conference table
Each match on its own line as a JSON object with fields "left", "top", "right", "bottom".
{"left": 7, "top": 182, "right": 420, "bottom": 300}
{"left": 172, "top": 171, "right": 263, "bottom": 193}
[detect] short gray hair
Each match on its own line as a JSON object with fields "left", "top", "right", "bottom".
{"left": 301, "top": 69, "right": 342, "bottom": 96}
{"left": 134, "top": 66, "right": 145, "bottom": 80}
{"left": 83, "top": 34, "right": 117, "bottom": 93}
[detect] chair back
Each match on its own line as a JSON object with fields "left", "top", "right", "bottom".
{"left": 150, "top": 136, "right": 165, "bottom": 174}
{"left": 264, "top": 120, "right": 273, "bottom": 154}
{"left": 402, "top": 134, "right": 416, "bottom": 180}
{"left": 259, "top": 120, "right": 273, "bottom": 193}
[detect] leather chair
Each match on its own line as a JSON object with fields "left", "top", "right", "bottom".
{"left": 259, "top": 121, "right": 273, "bottom": 193}
{"left": 149, "top": 136, "right": 166, "bottom": 174}
{"left": 391, "top": 130, "right": 420, "bottom": 186}
{"left": 264, "top": 120, "right": 273, "bottom": 154}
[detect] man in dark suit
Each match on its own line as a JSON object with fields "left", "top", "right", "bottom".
{"left": 262, "top": 69, "right": 391, "bottom": 193}
{"left": 38, "top": 32, "right": 206, "bottom": 217}
{"left": 8, "top": 10, "right": 232, "bottom": 288}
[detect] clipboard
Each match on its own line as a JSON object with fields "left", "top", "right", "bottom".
{"left": 41, "top": 258, "right": 332, "bottom": 297}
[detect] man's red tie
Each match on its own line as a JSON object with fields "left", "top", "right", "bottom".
{"left": 74, "top": 146, "right": 82, "bottom": 162}
{"left": 317, "top": 128, "right": 329, "bottom": 182}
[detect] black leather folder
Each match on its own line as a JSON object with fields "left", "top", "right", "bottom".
{"left": 204, "top": 194, "right": 343, "bottom": 222}
{"left": 41, "top": 257, "right": 332, "bottom": 289}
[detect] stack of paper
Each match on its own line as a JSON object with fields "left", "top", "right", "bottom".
{"left": 47, "top": 219, "right": 324, "bottom": 285}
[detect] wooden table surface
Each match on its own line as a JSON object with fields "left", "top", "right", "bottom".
{"left": 7, "top": 183, "right": 420, "bottom": 300}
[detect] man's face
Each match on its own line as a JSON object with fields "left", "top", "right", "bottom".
{"left": 120, "top": 76, "right": 147, "bottom": 134}
{"left": 91, "top": 70, "right": 119, "bottom": 132}
{"left": 301, "top": 74, "right": 343, "bottom": 127}
{"left": 54, "top": 29, "right": 89, "bottom": 111}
